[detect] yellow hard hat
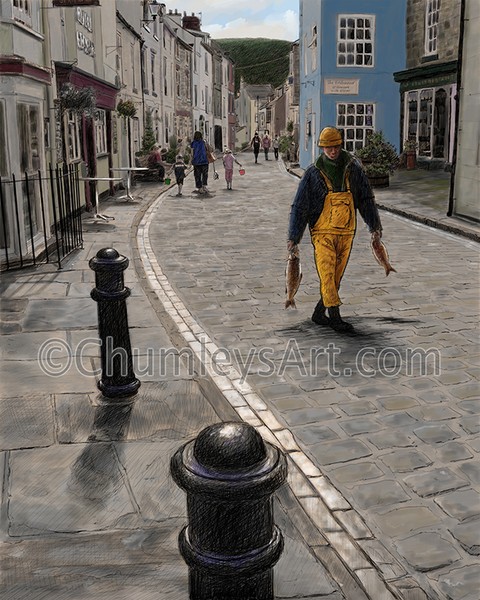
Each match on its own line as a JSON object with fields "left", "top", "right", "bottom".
{"left": 318, "top": 127, "right": 343, "bottom": 147}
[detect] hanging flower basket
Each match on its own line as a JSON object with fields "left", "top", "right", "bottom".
{"left": 117, "top": 99, "right": 137, "bottom": 119}
{"left": 59, "top": 83, "right": 96, "bottom": 118}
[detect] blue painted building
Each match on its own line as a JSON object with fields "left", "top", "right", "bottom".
{"left": 299, "top": 0, "right": 406, "bottom": 169}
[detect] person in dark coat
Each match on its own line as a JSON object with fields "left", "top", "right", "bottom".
{"left": 287, "top": 127, "right": 382, "bottom": 332}
{"left": 250, "top": 131, "right": 261, "bottom": 164}
{"left": 190, "top": 131, "right": 210, "bottom": 194}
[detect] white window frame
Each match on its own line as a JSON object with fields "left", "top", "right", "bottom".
{"left": 425, "top": 0, "right": 440, "bottom": 56}
{"left": 336, "top": 102, "right": 375, "bottom": 151}
{"left": 67, "top": 110, "right": 82, "bottom": 162}
{"left": 13, "top": 0, "right": 32, "bottom": 27}
{"left": 176, "top": 65, "right": 181, "bottom": 97}
{"left": 405, "top": 86, "right": 450, "bottom": 159}
{"left": 16, "top": 102, "right": 43, "bottom": 248}
{"left": 337, "top": 14, "right": 375, "bottom": 68}
{"left": 131, "top": 44, "right": 137, "bottom": 91}
{"left": 303, "top": 34, "right": 308, "bottom": 75}
{"left": 0, "top": 101, "right": 8, "bottom": 177}
{"left": 163, "top": 56, "right": 168, "bottom": 96}
{"left": 309, "top": 25, "right": 318, "bottom": 72}
{"left": 151, "top": 50, "right": 156, "bottom": 93}
{"left": 95, "top": 109, "right": 107, "bottom": 155}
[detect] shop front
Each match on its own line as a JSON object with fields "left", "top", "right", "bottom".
{"left": 395, "top": 61, "right": 458, "bottom": 167}
{"left": 55, "top": 63, "right": 118, "bottom": 208}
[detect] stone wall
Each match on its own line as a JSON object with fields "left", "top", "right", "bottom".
{"left": 406, "top": 0, "right": 461, "bottom": 68}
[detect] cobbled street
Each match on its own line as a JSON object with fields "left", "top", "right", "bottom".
{"left": 147, "top": 153, "right": 480, "bottom": 600}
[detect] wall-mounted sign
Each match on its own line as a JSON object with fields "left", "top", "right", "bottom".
{"left": 76, "top": 7, "right": 93, "bottom": 32}
{"left": 324, "top": 78, "right": 359, "bottom": 95}
{"left": 53, "top": 0, "right": 99, "bottom": 6}
{"left": 77, "top": 30, "right": 95, "bottom": 57}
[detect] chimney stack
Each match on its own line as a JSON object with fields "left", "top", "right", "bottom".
{"left": 182, "top": 12, "right": 201, "bottom": 31}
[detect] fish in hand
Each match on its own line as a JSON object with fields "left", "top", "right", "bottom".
{"left": 371, "top": 235, "right": 396, "bottom": 276}
{"left": 285, "top": 245, "right": 302, "bottom": 308}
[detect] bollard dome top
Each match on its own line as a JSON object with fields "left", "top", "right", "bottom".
{"left": 193, "top": 422, "right": 266, "bottom": 471}
{"left": 96, "top": 248, "right": 120, "bottom": 259}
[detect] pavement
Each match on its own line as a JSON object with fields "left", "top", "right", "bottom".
{"left": 1, "top": 155, "right": 479, "bottom": 600}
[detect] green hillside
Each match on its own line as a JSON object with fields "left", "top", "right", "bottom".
{"left": 215, "top": 38, "right": 291, "bottom": 93}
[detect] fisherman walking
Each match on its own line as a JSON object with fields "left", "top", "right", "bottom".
{"left": 287, "top": 126, "right": 383, "bottom": 332}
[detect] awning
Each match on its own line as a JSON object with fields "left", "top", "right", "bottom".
{"left": 55, "top": 62, "right": 118, "bottom": 110}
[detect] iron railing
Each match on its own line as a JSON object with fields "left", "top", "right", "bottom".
{"left": 0, "top": 164, "right": 83, "bottom": 271}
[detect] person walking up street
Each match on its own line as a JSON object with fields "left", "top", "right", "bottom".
{"left": 287, "top": 126, "right": 383, "bottom": 332}
{"left": 222, "top": 148, "right": 242, "bottom": 190}
{"left": 173, "top": 154, "right": 187, "bottom": 196}
{"left": 250, "top": 131, "right": 261, "bottom": 163}
{"left": 262, "top": 130, "right": 271, "bottom": 160}
{"left": 273, "top": 135, "right": 280, "bottom": 160}
{"left": 190, "top": 131, "right": 210, "bottom": 194}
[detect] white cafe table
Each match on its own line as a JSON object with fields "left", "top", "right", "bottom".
{"left": 79, "top": 177, "right": 122, "bottom": 222}
{"left": 110, "top": 167, "right": 149, "bottom": 201}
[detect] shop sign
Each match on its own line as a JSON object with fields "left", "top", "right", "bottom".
{"left": 401, "top": 73, "right": 455, "bottom": 92}
{"left": 324, "top": 78, "right": 359, "bottom": 95}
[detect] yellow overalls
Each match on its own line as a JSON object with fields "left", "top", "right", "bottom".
{"left": 310, "top": 170, "right": 356, "bottom": 307}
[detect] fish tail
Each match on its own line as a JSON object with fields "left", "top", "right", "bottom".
{"left": 285, "top": 299, "right": 297, "bottom": 309}
{"left": 385, "top": 266, "right": 397, "bottom": 276}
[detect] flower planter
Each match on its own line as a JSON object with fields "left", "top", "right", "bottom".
{"left": 368, "top": 174, "right": 390, "bottom": 188}
{"left": 406, "top": 151, "right": 416, "bottom": 170}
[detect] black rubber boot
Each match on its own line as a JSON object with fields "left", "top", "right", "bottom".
{"left": 328, "top": 306, "right": 354, "bottom": 332}
{"left": 312, "top": 299, "right": 330, "bottom": 326}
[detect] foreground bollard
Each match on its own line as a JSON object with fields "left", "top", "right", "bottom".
{"left": 171, "top": 421, "right": 287, "bottom": 600}
{"left": 89, "top": 248, "right": 140, "bottom": 399}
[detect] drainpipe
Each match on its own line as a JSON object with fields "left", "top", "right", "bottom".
{"left": 447, "top": 0, "right": 466, "bottom": 217}
{"left": 140, "top": 38, "right": 146, "bottom": 155}
{"left": 42, "top": 2, "right": 58, "bottom": 170}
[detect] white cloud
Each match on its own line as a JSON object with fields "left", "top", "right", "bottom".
{"left": 170, "top": 0, "right": 274, "bottom": 16}
{"left": 165, "top": 1, "right": 299, "bottom": 41}
{"left": 205, "top": 11, "right": 298, "bottom": 41}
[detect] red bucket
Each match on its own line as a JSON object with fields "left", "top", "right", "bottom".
{"left": 239, "top": 168, "right": 245, "bottom": 176}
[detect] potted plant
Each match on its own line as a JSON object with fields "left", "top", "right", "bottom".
{"left": 355, "top": 131, "right": 400, "bottom": 187}
{"left": 403, "top": 138, "right": 418, "bottom": 170}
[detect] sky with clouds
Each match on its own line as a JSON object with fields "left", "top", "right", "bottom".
{"left": 168, "top": 0, "right": 299, "bottom": 41}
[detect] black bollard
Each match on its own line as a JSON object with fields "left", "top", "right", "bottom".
{"left": 89, "top": 248, "right": 140, "bottom": 399}
{"left": 171, "top": 421, "right": 287, "bottom": 600}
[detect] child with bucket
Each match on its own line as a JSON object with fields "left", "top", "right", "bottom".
{"left": 222, "top": 148, "right": 243, "bottom": 190}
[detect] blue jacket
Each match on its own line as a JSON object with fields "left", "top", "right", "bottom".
{"left": 191, "top": 139, "right": 208, "bottom": 165}
{"left": 288, "top": 153, "right": 382, "bottom": 244}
